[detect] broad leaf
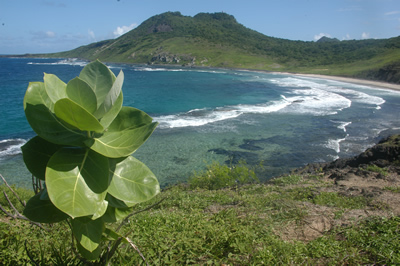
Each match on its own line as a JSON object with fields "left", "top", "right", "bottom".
{"left": 46, "top": 148, "right": 109, "bottom": 218}
{"left": 91, "top": 200, "right": 108, "bottom": 220}
{"left": 44, "top": 73, "right": 67, "bottom": 108}
{"left": 21, "top": 136, "right": 62, "bottom": 180}
{"left": 79, "top": 60, "right": 116, "bottom": 108}
{"left": 23, "top": 191, "right": 69, "bottom": 223}
{"left": 24, "top": 82, "right": 87, "bottom": 146}
{"left": 106, "top": 194, "right": 130, "bottom": 208}
{"left": 108, "top": 106, "right": 154, "bottom": 131}
{"left": 94, "top": 70, "right": 124, "bottom": 119}
{"left": 102, "top": 205, "right": 133, "bottom": 223}
{"left": 86, "top": 106, "right": 157, "bottom": 157}
{"left": 102, "top": 194, "right": 132, "bottom": 223}
{"left": 66, "top": 77, "right": 97, "bottom": 114}
{"left": 108, "top": 156, "right": 160, "bottom": 207}
{"left": 72, "top": 217, "right": 104, "bottom": 253}
{"left": 54, "top": 98, "right": 104, "bottom": 133}
{"left": 76, "top": 241, "right": 102, "bottom": 261}
{"left": 99, "top": 92, "right": 123, "bottom": 129}
{"left": 86, "top": 122, "right": 158, "bottom": 158}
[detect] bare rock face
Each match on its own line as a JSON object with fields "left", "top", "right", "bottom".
{"left": 147, "top": 23, "right": 173, "bottom": 34}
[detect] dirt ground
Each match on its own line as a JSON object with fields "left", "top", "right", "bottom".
{"left": 281, "top": 168, "right": 400, "bottom": 242}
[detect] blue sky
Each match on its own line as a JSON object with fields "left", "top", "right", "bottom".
{"left": 1, "top": 0, "right": 399, "bottom": 54}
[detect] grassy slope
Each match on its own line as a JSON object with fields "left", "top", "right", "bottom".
{"left": 1, "top": 160, "right": 400, "bottom": 264}
{"left": 43, "top": 12, "right": 400, "bottom": 83}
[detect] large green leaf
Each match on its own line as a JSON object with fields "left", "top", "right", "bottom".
{"left": 94, "top": 70, "right": 124, "bottom": 119}
{"left": 66, "top": 77, "right": 97, "bottom": 114}
{"left": 102, "top": 205, "right": 133, "bottom": 223}
{"left": 86, "top": 106, "right": 158, "bottom": 158}
{"left": 108, "top": 106, "right": 154, "bottom": 131}
{"left": 24, "top": 82, "right": 87, "bottom": 146}
{"left": 99, "top": 92, "right": 123, "bottom": 129}
{"left": 102, "top": 194, "right": 132, "bottom": 223}
{"left": 76, "top": 241, "right": 102, "bottom": 261}
{"left": 108, "top": 156, "right": 160, "bottom": 207}
{"left": 44, "top": 73, "right": 67, "bottom": 109}
{"left": 54, "top": 98, "right": 104, "bottom": 133}
{"left": 23, "top": 191, "right": 69, "bottom": 223}
{"left": 79, "top": 60, "right": 116, "bottom": 108}
{"left": 46, "top": 148, "right": 109, "bottom": 218}
{"left": 21, "top": 136, "right": 63, "bottom": 180}
{"left": 71, "top": 217, "right": 104, "bottom": 253}
{"left": 86, "top": 122, "right": 158, "bottom": 158}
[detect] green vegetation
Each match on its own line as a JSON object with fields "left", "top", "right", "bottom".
{"left": 1, "top": 166, "right": 399, "bottom": 264}
{"left": 39, "top": 11, "right": 400, "bottom": 83}
{"left": 20, "top": 60, "right": 159, "bottom": 262}
{"left": 365, "top": 165, "right": 389, "bottom": 176}
{"left": 188, "top": 161, "right": 259, "bottom": 190}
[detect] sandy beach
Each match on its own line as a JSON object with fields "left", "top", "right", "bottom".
{"left": 238, "top": 68, "right": 400, "bottom": 91}
{"left": 293, "top": 73, "right": 400, "bottom": 91}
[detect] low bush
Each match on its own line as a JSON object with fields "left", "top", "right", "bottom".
{"left": 188, "top": 161, "right": 259, "bottom": 190}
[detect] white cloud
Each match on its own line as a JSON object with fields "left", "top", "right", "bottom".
{"left": 46, "top": 31, "right": 55, "bottom": 38}
{"left": 361, "top": 32, "right": 370, "bottom": 39}
{"left": 342, "top": 33, "right": 351, "bottom": 40}
{"left": 113, "top": 23, "right": 137, "bottom": 38}
{"left": 314, "top": 33, "right": 331, "bottom": 41}
{"left": 88, "top": 30, "right": 96, "bottom": 41}
{"left": 384, "top": 11, "right": 400, "bottom": 16}
{"left": 31, "top": 30, "right": 57, "bottom": 40}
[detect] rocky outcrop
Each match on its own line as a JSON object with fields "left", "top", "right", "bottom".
{"left": 294, "top": 135, "right": 400, "bottom": 177}
{"left": 147, "top": 23, "right": 173, "bottom": 34}
{"left": 328, "top": 135, "right": 400, "bottom": 169}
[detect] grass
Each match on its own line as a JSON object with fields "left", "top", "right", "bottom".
{"left": 365, "top": 164, "right": 389, "bottom": 176}
{"left": 1, "top": 163, "right": 399, "bottom": 264}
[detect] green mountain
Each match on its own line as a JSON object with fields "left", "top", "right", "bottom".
{"left": 47, "top": 12, "right": 400, "bottom": 83}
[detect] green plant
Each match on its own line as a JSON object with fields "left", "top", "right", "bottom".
{"left": 188, "top": 161, "right": 258, "bottom": 190}
{"left": 271, "top": 174, "right": 304, "bottom": 186}
{"left": 21, "top": 60, "right": 159, "bottom": 262}
{"left": 383, "top": 186, "right": 400, "bottom": 193}
{"left": 365, "top": 165, "right": 388, "bottom": 176}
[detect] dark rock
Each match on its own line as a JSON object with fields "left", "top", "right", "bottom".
{"left": 208, "top": 148, "right": 259, "bottom": 164}
{"left": 326, "top": 135, "right": 400, "bottom": 169}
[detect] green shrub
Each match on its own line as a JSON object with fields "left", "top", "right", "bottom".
{"left": 19, "top": 60, "right": 159, "bottom": 262}
{"left": 188, "top": 161, "right": 259, "bottom": 190}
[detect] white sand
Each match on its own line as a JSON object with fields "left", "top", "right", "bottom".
{"left": 293, "top": 73, "right": 400, "bottom": 91}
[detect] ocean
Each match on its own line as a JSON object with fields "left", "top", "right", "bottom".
{"left": 1, "top": 57, "right": 400, "bottom": 188}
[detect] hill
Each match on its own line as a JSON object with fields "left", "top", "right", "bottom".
{"left": 43, "top": 12, "right": 400, "bottom": 83}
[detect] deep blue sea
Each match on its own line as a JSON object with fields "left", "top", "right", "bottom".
{"left": 1, "top": 57, "right": 400, "bottom": 188}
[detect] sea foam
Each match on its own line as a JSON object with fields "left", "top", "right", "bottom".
{"left": 27, "top": 58, "right": 87, "bottom": 67}
{"left": 0, "top": 138, "right": 26, "bottom": 159}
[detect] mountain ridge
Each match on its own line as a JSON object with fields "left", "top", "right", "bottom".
{"left": 28, "top": 12, "right": 400, "bottom": 83}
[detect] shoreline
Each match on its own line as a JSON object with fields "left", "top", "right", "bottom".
{"left": 291, "top": 73, "right": 400, "bottom": 91}
{"left": 214, "top": 66, "right": 400, "bottom": 92}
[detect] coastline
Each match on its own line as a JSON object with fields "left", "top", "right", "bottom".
{"left": 292, "top": 73, "right": 400, "bottom": 91}
{"left": 226, "top": 66, "right": 400, "bottom": 91}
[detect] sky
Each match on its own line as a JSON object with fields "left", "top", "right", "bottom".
{"left": 1, "top": 0, "right": 399, "bottom": 54}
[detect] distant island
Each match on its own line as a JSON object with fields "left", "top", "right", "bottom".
{"left": 12, "top": 12, "right": 400, "bottom": 84}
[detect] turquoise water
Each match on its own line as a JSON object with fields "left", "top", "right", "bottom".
{"left": 1, "top": 57, "right": 400, "bottom": 188}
